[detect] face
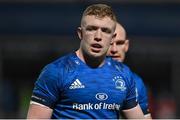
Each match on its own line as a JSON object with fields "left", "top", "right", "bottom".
{"left": 107, "top": 23, "right": 129, "bottom": 62}
{"left": 77, "top": 15, "right": 116, "bottom": 59}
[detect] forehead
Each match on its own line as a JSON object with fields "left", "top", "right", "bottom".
{"left": 114, "top": 26, "right": 126, "bottom": 41}
{"left": 82, "top": 15, "right": 116, "bottom": 29}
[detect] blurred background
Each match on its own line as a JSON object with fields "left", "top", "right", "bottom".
{"left": 0, "top": 0, "right": 180, "bottom": 118}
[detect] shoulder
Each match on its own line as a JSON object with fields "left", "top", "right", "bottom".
{"left": 132, "top": 72, "right": 142, "bottom": 80}
{"left": 132, "top": 72, "right": 146, "bottom": 88}
{"left": 45, "top": 52, "right": 77, "bottom": 73}
{"left": 132, "top": 73, "right": 147, "bottom": 100}
{"left": 36, "top": 52, "right": 77, "bottom": 88}
{"left": 38, "top": 53, "right": 77, "bottom": 80}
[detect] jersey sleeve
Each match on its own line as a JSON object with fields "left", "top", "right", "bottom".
{"left": 31, "top": 64, "right": 62, "bottom": 109}
{"left": 121, "top": 65, "right": 138, "bottom": 110}
{"left": 133, "top": 73, "right": 150, "bottom": 115}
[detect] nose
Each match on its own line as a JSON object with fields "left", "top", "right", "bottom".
{"left": 110, "top": 44, "right": 117, "bottom": 54}
{"left": 94, "top": 29, "right": 102, "bottom": 42}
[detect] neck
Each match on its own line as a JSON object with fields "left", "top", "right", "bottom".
{"left": 76, "top": 50, "right": 105, "bottom": 68}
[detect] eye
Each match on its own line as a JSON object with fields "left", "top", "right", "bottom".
{"left": 86, "top": 26, "right": 98, "bottom": 31}
{"left": 101, "top": 28, "right": 112, "bottom": 34}
{"left": 116, "top": 40, "right": 125, "bottom": 45}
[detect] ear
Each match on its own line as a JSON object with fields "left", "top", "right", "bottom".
{"left": 124, "top": 39, "right": 129, "bottom": 52}
{"left": 77, "top": 27, "right": 82, "bottom": 40}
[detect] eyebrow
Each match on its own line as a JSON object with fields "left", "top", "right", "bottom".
{"left": 86, "top": 25, "right": 112, "bottom": 32}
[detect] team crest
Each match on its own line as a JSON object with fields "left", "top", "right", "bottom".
{"left": 113, "top": 76, "right": 126, "bottom": 91}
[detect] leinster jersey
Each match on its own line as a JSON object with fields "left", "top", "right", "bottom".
{"left": 133, "top": 73, "right": 149, "bottom": 115}
{"left": 31, "top": 52, "right": 137, "bottom": 119}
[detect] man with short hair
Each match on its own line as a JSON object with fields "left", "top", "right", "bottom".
{"left": 27, "top": 4, "right": 146, "bottom": 119}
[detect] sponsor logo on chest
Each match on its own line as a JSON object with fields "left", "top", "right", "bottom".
{"left": 69, "top": 79, "right": 85, "bottom": 89}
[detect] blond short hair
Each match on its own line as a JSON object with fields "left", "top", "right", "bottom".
{"left": 81, "top": 4, "right": 117, "bottom": 22}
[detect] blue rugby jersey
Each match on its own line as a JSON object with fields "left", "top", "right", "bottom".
{"left": 31, "top": 52, "right": 137, "bottom": 119}
{"left": 133, "top": 73, "right": 149, "bottom": 115}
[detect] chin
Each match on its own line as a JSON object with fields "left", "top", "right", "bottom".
{"left": 91, "top": 54, "right": 103, "bottom": 58}
{"left": 90, "top": 52, "right": 105, "bottom": 58}
{"left": 112, "top": 58, "right": 122, "bottom": 62}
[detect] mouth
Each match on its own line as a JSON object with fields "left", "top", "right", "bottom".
{"left": 111, "top": 56, "right": 120, "bottom": 58}
{"left": 91, "top": 43, "right": 102, "bottom": 52}
{"left": 91, "top": 43, "right": 102, "bottom": 48}
{"left": 110, "top": 55, "right": 121, "bottom": 60}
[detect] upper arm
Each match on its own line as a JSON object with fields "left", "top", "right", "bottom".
{"left": 27, "top": 102, "right": 53, "bottom": 119}
{"left": 121, "top": 66, "right": 138, "bottom": 110}
{"left": 28, "top": 64, "right": 62, "bottom": 118}
{"left": 134, "top": 73, "right": 151, "bottom": 117}
{"left": 122, "top": 104, "right": 144, "bottom": 119}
